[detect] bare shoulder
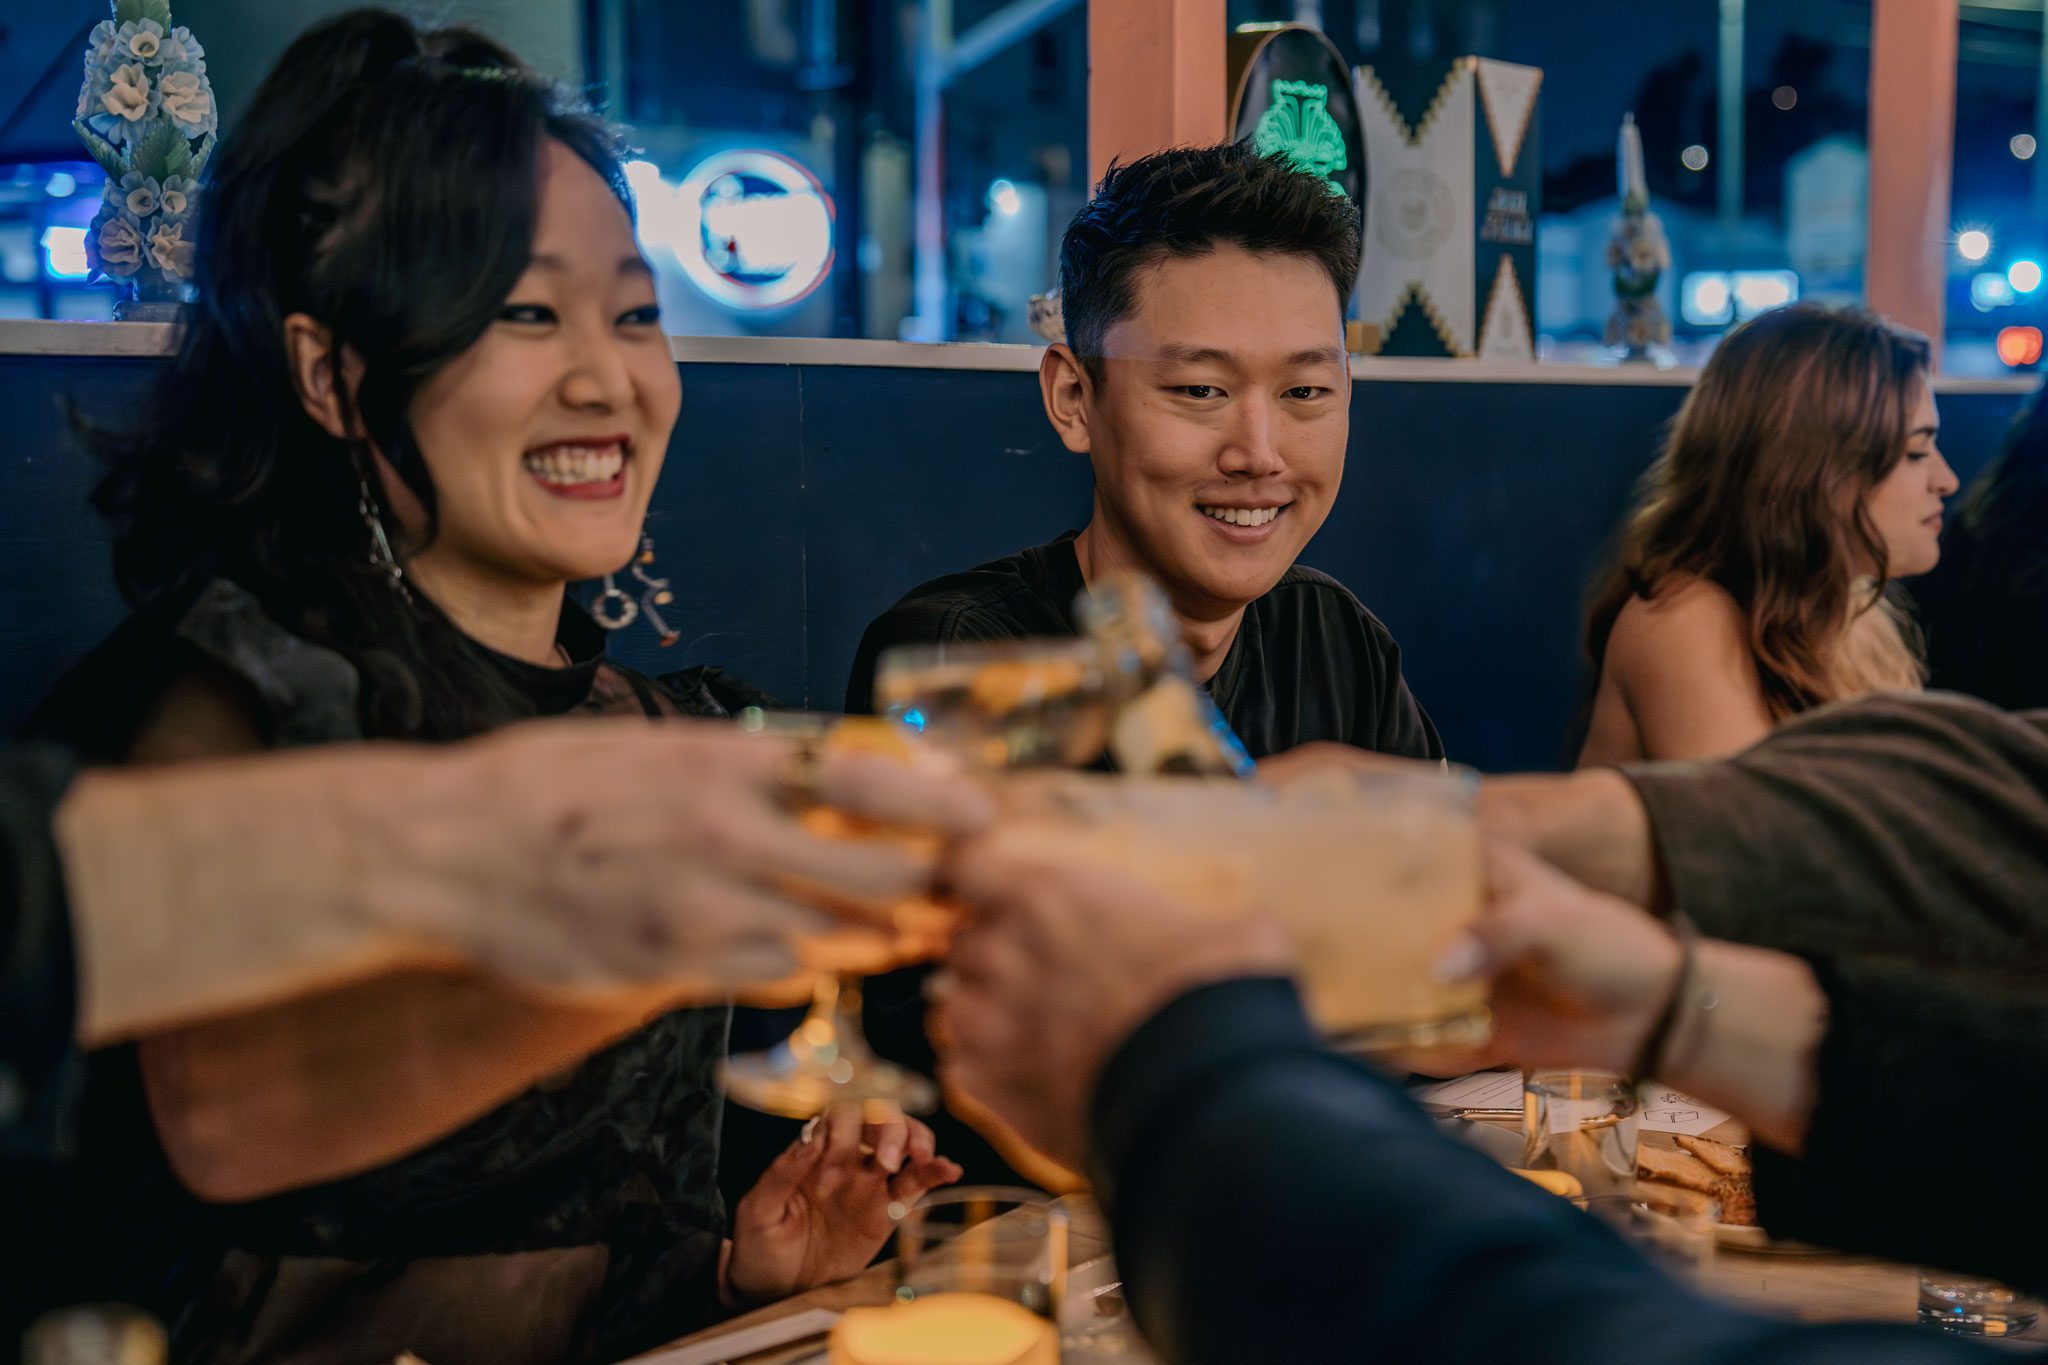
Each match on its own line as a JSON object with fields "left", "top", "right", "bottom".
{"left": 1599, "top": 574, "right": 1772, "bottom": 762}
{"left": 1606, "top": 575, "right": 1752, "bottom": 680}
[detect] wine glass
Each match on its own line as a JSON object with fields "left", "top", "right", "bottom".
{"left": 871, "top": 637, "right": 1117, "bottom": 771}
{"left": 727, "top": 573, "right": 1256, "bottom": 1121}
{"left": 874, "top": 571, "right": 1251, "bottom": 780}
{"left": 716, "top": 708, "right": 945, "bottom": 1119}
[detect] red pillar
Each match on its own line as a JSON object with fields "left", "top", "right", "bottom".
{"left": 1088, "top": 0, "right": 1230, "bottom": 185}
{"left": 1866, "top": 0, "right": 1959, "bottom": 363}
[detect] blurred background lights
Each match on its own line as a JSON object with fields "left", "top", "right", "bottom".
{"left": 1680, "top": 270, "right": 1800, "bottom": 327}
{"left": 1972, "top": 272, "right": 2017, "bottom": 309}
{"left": 1681, "top": 272, "right": 1733, "bottom": 326}
{"left": 40, "top": 226, "right": 88, "bottom": 280}
{"left": 1731, "top": 270, "right": 1797, "bottom": 316}
{"left": 1996, "top": 326, "right": 2044, "bottom": 367}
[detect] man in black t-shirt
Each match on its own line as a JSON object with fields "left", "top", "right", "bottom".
{"left": 846, "top": 142, "right": 1440, "bottom": 763}
{"left": 840, "top": 143, "right": 1439, "bottom": 1186}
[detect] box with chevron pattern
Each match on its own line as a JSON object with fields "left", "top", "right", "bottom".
{"left": 1354, "top": 56, "right": 1542, "bottom": 360}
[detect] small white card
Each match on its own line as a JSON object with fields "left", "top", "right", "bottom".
{"left": 1410, "top": 1069, "right": 1522, "bottom": 1111}
{"left": 1636, "top": 1086, "right": 1732, "bottom": 1136}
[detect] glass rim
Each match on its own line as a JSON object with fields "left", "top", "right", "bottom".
{"left": 894, "top": 1184, "right": 1058, "bottom": 1219}
{"left": 1525, "top": 1068, "right": 1633, "bottom": 1091}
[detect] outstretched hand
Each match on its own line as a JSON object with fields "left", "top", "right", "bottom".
{"left": 725, "top": 1101, "right": 962, "bottom": 1305}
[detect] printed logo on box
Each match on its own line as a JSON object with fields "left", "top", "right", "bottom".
{"left": 1376, "top": 169, "right": 1457, "bottom": 262}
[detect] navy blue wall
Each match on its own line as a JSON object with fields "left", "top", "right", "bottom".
{"left": 0, "top": 353, "right": 2028, "bottom": 770}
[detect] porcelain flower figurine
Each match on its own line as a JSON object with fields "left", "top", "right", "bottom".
{"left": 75, "top": 0, "right": 216, "bottom": 316}
{"left": 1604, "top": 112, "right": 1673, "bottom": 359}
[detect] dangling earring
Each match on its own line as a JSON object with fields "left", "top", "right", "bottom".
{"left": 356, "top": 468, "right": 412, "bottom": 603}
{"left": 592, "top": 532, "right": 680, "bottom": 646}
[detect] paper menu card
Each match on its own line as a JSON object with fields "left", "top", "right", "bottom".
{"left": 1410, "top": 1070, "right": 1731, "bottom": 1136}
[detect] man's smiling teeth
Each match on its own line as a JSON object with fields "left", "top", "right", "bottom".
{"left": 523, "top": 444, "right": 624, "bottom": 485}
{"left": 1200, "top": 505, "right": 1281, "bottom": 527}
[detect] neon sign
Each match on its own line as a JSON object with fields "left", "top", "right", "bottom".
{"left": 1228, "top": 25, "right": 1364, "bottom": 209}
{"left": 1254, "top": 79, "right": 1348, "bottom": 185}
{"left": 672, "top": 150, "right": 834, "bottom": 311}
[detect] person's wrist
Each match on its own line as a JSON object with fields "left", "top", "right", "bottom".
{"left": 1475, "top": 777, "right": 1538, "bottom": 852}
{"left": 716, "top": 1239, "right": 746, "bottom": 1311}
{"left": 721, "top": 1233, "right": 786, "bottom": 1308}
{"left": 338, "top": 742, "right": 487, "bottom": 963}
{"left": 1625, "top": 914, "right": 1701, "bottom": 1082}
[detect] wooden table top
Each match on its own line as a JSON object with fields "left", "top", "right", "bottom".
{"left": 634, "top": 1186, "right": 2043, "bottom": 1364}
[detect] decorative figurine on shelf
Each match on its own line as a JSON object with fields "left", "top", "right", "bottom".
{"left": 74, "top": 0, "right": 217, "bottom": 321}
{"left": 1027, "top": 287, "right": 1064, "bottom": 344}
{"left": 1605, "top": 112, "right": 1673, "bottom": 364}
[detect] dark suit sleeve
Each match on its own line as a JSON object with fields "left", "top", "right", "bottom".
{"left": 843, "top": 600, "right": 1031, "bottom": 714}
{"left": 1622, "top": 693, "right": 2048, "bottom": 963}
{"left": 1751, "top": 956, "right": 2048, "bottom": 1294}
{"left": 0, "top": 745, "right": 82, "bottom": 1170}
{"left": 1088, "top": 978, "right": 2003, "bottom": 1365}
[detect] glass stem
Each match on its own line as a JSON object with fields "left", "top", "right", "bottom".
{"left": 827, "top": 973, "right": 874, "bottom": 1063}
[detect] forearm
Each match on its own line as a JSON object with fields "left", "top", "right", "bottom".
{"left": 142, "top": 971, "right": 678, "bottom": 1201}
{"left": 55, "top": 748, "right": 464, "bottom": 1045}
{"left": 58, "top": 744, "right": 713, "bottom": 1200}
{"left": 1479, "top": 768, "right": 1666, "bottom": 911}
{"left": 1655, "top": 941, "right": 1826, "bottom": 1155}
{"left": 1617, "top": 695, "right": 2048, "bottom": 962}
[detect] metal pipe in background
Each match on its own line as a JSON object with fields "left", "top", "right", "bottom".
{"left": 1719, "top": 0, "right": 1744, "bottom": 226}
{"left": 2035, "top": 1, "right": 2048, "bottom": 222}
{"left": 907, "top": 0, "right": 952, "bottom": 341}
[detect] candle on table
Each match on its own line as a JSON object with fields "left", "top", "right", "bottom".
{"left": 827, "top": 1293, "right": 1057, "bottom": 1365}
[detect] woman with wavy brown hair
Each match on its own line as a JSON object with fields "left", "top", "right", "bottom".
{"left": 1578, "top": 303, "right": 1959, "bottom": 765}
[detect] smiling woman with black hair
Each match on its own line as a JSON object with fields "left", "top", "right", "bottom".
{"left": 24, "top": 11, "right": 959, "bottom": 1362}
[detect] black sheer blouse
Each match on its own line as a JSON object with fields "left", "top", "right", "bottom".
{"left": 24, "top": 579, "right": 739, "bottom": 1365}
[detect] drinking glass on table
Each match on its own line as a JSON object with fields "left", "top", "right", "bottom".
{"left": 1522, "top": 1070, "right": 1640, "bottom": 1198}
{"left": 1918, "top": 1272, "right": 2043, "bottom": 1336}
{"left": 894, "top": 1185, "right": 1070, "bottom": 1314}
{"left": 827, "top": 1187, "right": 1069, "bottom": 1364}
